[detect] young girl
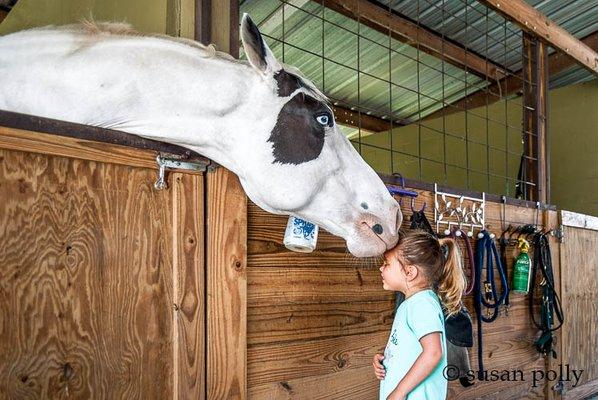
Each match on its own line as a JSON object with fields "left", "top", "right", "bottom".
{"left": 372, "top": 230, "right": 465, "bottom": 400}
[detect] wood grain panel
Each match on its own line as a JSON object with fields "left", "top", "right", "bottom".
{"left": 248, "top": 365, "right": 379, "bottom": 400}
{"left": 248, "top": 266, "right": 388, "bottom": 306}
{"left": 0, "top": 149, "right": 174, "bottom": 398}
{"left": 544, "top": 210, "right": 561, "bottom": 400}
{"left": 564, "top": 378, "right": 598, "bottom": 400}
{"left": 172, "top": 172, "right": 206, "bottom": 400}
{"left": 0, "top": 125, "right": 165, "bottom": 171}
{"left": 247, "top": 184, "right": 561, "bottom": 399}
{"left": 560, "top": 225, "right": 598, "bottom": 394}
{"left": 207, "top": 168, "right": 247, "bottom": 400}
{"left": 248, "top": 331, "right": 388, "bottom": 388}
{"left": 247, "top": 300, "right": 394, "bottom": 346}
{"left": 0, "top": 148, "right": 205, "bottom": 399}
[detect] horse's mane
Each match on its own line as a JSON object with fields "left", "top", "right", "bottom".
{"left": 39, "top": 20, "right": 328, "bottom": 104}
{"left": 60, "top": 20, "right": 238, "bottom": 62}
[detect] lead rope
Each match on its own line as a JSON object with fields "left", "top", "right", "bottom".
{"left": 474, "top": 230, "right": 509, "bottom": 380}
{"left": 529, "top": 232, "right": 564, "bottom": 358}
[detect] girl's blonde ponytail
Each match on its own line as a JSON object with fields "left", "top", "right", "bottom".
{"left": 437, "top": 238, "right": 466, "bottom": 316}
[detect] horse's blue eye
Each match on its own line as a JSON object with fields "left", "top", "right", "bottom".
{"left": 316, "top": 114, "right": 331, "bottom": 126}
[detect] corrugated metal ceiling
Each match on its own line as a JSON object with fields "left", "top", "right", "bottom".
{"left": 240, "top": 0, "right": 597, "bottom": 131}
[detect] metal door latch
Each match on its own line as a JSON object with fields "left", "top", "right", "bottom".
{"left": 551, "top": 225, "right": 565, "bottom": 243}
{"left": 154, "top": 154, "right": 208, "bottom": 190}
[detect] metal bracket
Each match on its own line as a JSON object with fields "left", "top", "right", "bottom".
{"left": 154, "top": 154, "right": 208, "bottom": 190}
{"left": 551, "top": 225, "right": 565, "bottom": 243}
{"left": 552, "top": 379, "right": 565, "bottom": 394}
{"left": 434, "top": 183, "right": 485, "bottom": 237}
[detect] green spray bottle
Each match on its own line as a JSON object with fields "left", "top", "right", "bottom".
{"left": 512, "top": 238, "right": 531, "bottom": 294}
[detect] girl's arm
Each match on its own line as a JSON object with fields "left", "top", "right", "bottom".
{"left": 387, "top": 332, "right": 443, "bottom": 400}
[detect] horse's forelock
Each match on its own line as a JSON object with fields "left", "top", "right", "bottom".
{"left": 281, "top": 64, "right": 329, "bottom": 104}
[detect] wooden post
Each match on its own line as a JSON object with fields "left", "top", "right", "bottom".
{"left": 195, "top": 0, "right": 211, "bottom": 45}
{"left": 522, "top": 33, "right": 548, "bottom": 203}
{"left": 206, "top": 169, "right": 247, "bottom": 400}
{"left": 206, "top": 1, "right": 246, "bottom": 400}
{"left": 167, "top": 0, "right": 196, "bottom": 39}
{"left": 538, "top": 41, "right": 549, "bottom": 204}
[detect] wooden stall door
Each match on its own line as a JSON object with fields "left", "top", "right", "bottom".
{"left": 0, "top": 130, "right": 205, "bottom": 399}
{"left": 558, "top": 211, "right": 598, "bottom": 399}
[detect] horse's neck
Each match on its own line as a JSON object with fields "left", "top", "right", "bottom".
{"left": 0, "top": 28, "right": 259, "bottom": 171}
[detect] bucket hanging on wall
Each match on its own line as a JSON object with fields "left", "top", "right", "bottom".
{"left": 284, "top": 216, "right": 319, "bottom": 253}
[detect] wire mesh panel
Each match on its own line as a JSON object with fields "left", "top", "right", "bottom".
{"left": 239, "top": 0, "right": 540, "bottom": 199}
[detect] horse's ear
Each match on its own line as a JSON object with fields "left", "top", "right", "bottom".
{"left": 241, "top": 13, "right": 281, "bottom": 74}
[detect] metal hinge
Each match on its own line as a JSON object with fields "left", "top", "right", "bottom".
{"left": 154, "top": 154, "right": 209, "bottom": 190}
{"left": 551, "top": 225, "right": 565, "bottom": 243}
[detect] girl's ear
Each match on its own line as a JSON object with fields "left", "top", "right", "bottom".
{"left": 405, "top": 265, "right": 419, "bottom": 281}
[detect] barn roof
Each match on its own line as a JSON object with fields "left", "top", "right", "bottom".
{"left": 240, "top": 0, "right": 598, "bottom": 135}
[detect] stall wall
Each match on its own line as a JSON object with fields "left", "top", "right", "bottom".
{"left": 358, "top": 79, "right": 598, "bottom": 214}
{"left": 247, "top": 191, "right": 561, "bottom": 399}
{"left": 0, "top": 127, "right": 205, "bottom": 399}
{"left": 549, "top": 80, "right": 598, "bottom": 217}
{"left": 357, "top": 98, "right": 524, "bottom": 196}
{"left": 0, "top": 0, "right": 168, "bottom": 35}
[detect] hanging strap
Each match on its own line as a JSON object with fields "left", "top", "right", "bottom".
{"left": 474, "top": 230, "right": 509, "bottom": 379}
{"left": 516, "top": 153, "right": 526, "bottom": 199}
{"left": 498, "top": 235, "right": 511, "bottom": 312}
{"left": 450, "top": 228, "right": 476, "bottom": 296}
{"left": 529, "top": 232, "right": 564, "bottom": 358}
{"left": 410, "top": 209, "right": 435, "bottom": 236}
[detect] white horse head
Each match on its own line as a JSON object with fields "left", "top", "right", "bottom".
{"left": 0, "top": 15, "right": 402, "bottom": 257}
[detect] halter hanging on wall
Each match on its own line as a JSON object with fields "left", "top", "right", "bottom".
{"left": 386, "top": 174, "right": 418, "bottom": 201}
{"left": 434, "top": 183, "right": 485, "bottom": 238}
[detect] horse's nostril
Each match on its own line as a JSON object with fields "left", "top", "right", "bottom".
{"left": 372, "top": 224, "right": 383, "bottom": 235}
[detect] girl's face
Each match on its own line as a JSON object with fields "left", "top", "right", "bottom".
{"left": 380, "top": 250, "right": 410, "bottom": 292}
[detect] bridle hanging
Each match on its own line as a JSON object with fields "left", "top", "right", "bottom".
{"left": 473, "top": 230, "right": 509, "bottom": 380}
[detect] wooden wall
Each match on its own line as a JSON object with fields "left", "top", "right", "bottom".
{"left": 246, "top": 187, "right": 561, "bottom": 399}
{"left": 3, "top": 124, "right": 593, "bottom": 400}
{"left": 560, "top": 223, "right": 598, "bottom": 399}
{"left": 0, "top": 127, "right": 205, "bottom": 399}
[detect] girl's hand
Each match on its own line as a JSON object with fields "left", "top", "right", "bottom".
{"left": 372, "top": 353, "right": 386, "bottom": 380}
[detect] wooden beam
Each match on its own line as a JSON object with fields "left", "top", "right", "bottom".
{"left": 207, "top": 2, "right": 246, "bottom": 400}
{"left": 521, "top": 32, "right": 548, "bottom": 203}
{"left": 538, "top": 39, "right": 548, "bottom": 204}
{"left": 0, "top": 110, "right": 208, "bottom": 166}
{"left": 323, "top": 0, "right": 506, "bottom": 81}
{"left": 420, "top": 31, "right": 598, "bottom": 123}
{"left": 332, "top": 105, "right": 404, "bottom": 132}
{"left": 195, "top": 0, "right": 211, "bottom": 45}
{"left": 477, "top": 0, "right": 598, "bottom": 74}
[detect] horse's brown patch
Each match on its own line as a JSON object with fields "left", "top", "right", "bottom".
{"left": 268, "top": 93, "right": 332, "bottom": 164}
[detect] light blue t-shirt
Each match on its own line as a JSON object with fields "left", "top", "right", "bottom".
{"left": 379, "top": 290, "right": 447, "bottom": 400}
